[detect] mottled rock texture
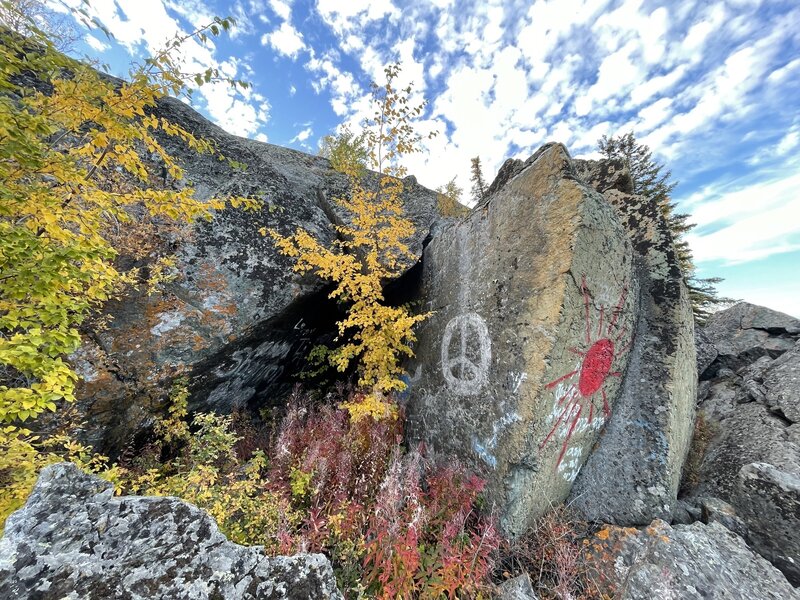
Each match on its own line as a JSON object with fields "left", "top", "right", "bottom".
{"left": 585, "top": 519, "right": 799, "bottom": 599}
{"left": 405, "top": 143, "right": 639, "bottom": 535}
{"left": 0, "top": 463, "right": 343, "bottom": 600}
{"left": 68, "top": 93, "right": 438, "bottom": 455}
{"left": 571, "top": 157, "right": 633, "bottom": 195}
{"left": 695, "top": 326, "right": 718, "bottom": 378}
{"left": 703, "top": 302, "right": 800, "bottom": 376}
{"left": 734, "top": 462, "right": 800, "bottom": 585}
{"left": 496, "top": 573, "right": 539, "bottom": 600}
{"left": 568, "top": 164, "right": 696, "bottom": 526}
{"left": 689, "top": 303, "right": 800, "bottom": 584}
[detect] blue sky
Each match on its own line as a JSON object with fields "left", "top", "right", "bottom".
{"left": 54, "top": 0, "right": 800, "bottom": 317}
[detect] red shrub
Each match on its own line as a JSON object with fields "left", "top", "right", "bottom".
{"left": 267, "top": 391, "right": 498, "bottom": 598}
{"left": 363, "top": 450, "right": 499, "bottom": 599}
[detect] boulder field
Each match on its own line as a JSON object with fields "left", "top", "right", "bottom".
{"left": 3, "top": 87, "right": 797, "bottom": 597}
{"left": 681, "top": 302, "right": 800, "bottom": 585}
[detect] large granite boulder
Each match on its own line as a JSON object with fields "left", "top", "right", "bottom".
{"left": 585, "top": 519, "right": 799, "bottom": 599}
{"left": 405, "top": 143, "right": 639, "bottom": 535}
{"left": 67, "top": 93, "right": 439, "bottom": 454}
{"left": 687, "top": 311, "right": 800, "bottom": 584}
{"left": 0, "top": 463, "right": 342, "bottom": 599}
{"left": 568, "top": 169, "right": 696, "bottom": 526}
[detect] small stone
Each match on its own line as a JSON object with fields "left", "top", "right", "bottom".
{"left": 698, "top": 496, "right": 748, "bottom": 538}
{"left": 496, "top": 573, "right": 539, "bottom": 600}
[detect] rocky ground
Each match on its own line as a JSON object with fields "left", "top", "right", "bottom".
{"left": 1, "top": 79, "right": 797, "bottom": 598}
{"left": 681, "top": 302, "right": 800, "bottom": 586}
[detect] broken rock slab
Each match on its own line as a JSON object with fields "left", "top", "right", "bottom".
{"left": 65, "top": 90, "right": 439, "bottom": 455}
{"left": 585, "top": 519, "right": 799, "bottom": 599}
{"left": 703, "top": 302, "right": 800, "bottom": 375}
{"left": 405, "top": 143, "right": 638, "bottom": 536}
{"left": 0, "top": 463, "right": 343, "bottom": 600}
{"left": 568, "top": 174, "right": 696, "bottom": 527}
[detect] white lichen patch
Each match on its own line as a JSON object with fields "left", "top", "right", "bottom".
{"left": 150, "top": 310, "right": 186, "bottom": 336}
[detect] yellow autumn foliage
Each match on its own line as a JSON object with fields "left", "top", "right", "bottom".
{"left": 271, "top": 64, "right": 435, "bottom": 415}
{"left": 0, "top": 5, "right": 257, "bottom": 527}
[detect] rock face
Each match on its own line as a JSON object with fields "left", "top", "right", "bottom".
{"left": 585, "top": 519, "right": 800, "bottom": 599}
{"left": 405, "top": 143, "right": 641, "bottom": 535}
{"left": 571, "top": 157, "right": 633, "bottom": 194}
{"left": 0, "top": 463, "right": 343, "bottom": 599}
{"left": 687, "top": 307, "right": 800, "bottom": 584}
{"left": 69, "top": 94, "right": 439, "bottom": 454}
{"left": 695, "top": 326, "right": 718, "bottom": 378}
{"left": 734, "top": 462, "right": 800, "bottom": 584}
{"left": 703, "top": 302, "right": 800, "bottom": 376}
{"left": 568, "top": 175, "right": 696, "bottom": 526}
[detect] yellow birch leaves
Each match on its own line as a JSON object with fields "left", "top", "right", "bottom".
{"left": 271, "top": 64, "right": 435, "bottom": 413}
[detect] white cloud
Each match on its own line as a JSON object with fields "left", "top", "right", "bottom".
{"left": 776, "top": 127, "right": 800, "bottom": 156}
{"left": 262, "top": 21, "right": 305, "bottom": 58}
{"left": 685, "top": 168, "right": 800, "bottom": 264}
{"left": 268, "top": 0, "right": 292, "bottom": 20}
{"left": 316, "top": 0, "right": 399, "bottom": 35}
{"left": 164, "top": 0, "right": 214, "bottom": 29}
{"left": 63, "top": 0, "right": 270, "bottom": 139}
{"left": 628, "top": 65, "right": 687, "bottom": 107}
{"left": 290, "top": 126, "right": 313, "bottom": 143}
{"left": 767, "top": 57, "right": 800, "bottom": 84}
{"left": 85, "top": 34, "right": 109, "bottom": 52}
{"left": 575, "top": 40, "right": 643, "bottom": 117}
{"left": 304, "top": 50, "right": 361, "bottom": 116}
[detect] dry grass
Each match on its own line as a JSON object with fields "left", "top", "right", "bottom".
{"left": 679, "top": 411, "right": 718, "bottom": 495}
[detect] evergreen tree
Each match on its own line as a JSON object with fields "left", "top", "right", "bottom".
{"left": 470, "top": 156, "right": 487, "bottom": 203}
{"left": 598, "top": 132, "right": 726, "bottom": 322}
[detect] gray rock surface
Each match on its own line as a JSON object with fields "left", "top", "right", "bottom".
{"left": 405, "top": 144, "right": 638, "bottom": 535}
{"left": 698, "top": 496, "right": 748, "bottom": 538}
{"left": 689, "top": 305, "right": 800, "bottom": 583}
{"left": 695, "top": 326, "right": 718, "bottom": 378}
{"left": 703, "top": 302, "right": 800, "bottom": 375}
{"left": 496, "top": 573, "right": 539, "bottom": 599}
{"left": 0, "top": 463, "right": 343, "bottom": 600}
{"left": 569, "top": 176, "right": 696, "bottom": 526}
{"left": 764, "top": 341, "right": 800, "bottom": 422}
{"left": 734, "top": 462, "right": 800, "bottom": 585}
{"left": 586, "top": 519, "right": 799, "bottom": 599}
{"left": 67, "top": 92, "right": 439, "bottom": 455}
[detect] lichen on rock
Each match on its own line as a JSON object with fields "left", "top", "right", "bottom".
{"left": 0, "top": 463, "right": 343, "bottom": 600}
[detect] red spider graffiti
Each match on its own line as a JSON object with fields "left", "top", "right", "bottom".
{"left": 539, "top": 275, "right": 632, "bottom": 469}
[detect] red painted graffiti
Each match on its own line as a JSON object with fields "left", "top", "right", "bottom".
{"left": 540, "top": 275, "right": 632, "bottom": 469}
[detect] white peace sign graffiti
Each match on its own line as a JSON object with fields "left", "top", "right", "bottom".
{"left": 440, "top": 313, "right": 491, "bottom": 395}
